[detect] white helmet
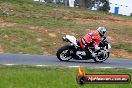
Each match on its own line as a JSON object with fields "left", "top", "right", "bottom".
{"left": 97, "top": 26, "right": 106, "bottom": 37}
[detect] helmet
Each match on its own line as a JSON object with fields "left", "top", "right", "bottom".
{"left": 97, "top": 26, "right": 106, "bottom": 37}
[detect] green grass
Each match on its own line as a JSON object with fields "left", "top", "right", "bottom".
{"left": 6, "top": 16, "right": 88, "bottom": 30}
{"left": 0, "top": 28, "right": 44, "bottom": 54}
{"left": 112, "top": 43, "right": 132, "bottom": 53}
{"left": 0, "top": 0, "right": 130, "bottom": 30}
{"left": 0, "top": 66, "right": 131, "bottom": 88}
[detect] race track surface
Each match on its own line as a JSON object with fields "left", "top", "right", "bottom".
{"left": 0, "top": 54, "right": 132, "bottom": 68}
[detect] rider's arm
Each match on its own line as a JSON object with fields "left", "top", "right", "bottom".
{"left": 94, "top": 40, "right": 100, "bottom": 50}
{"left": 94, "top": 36, "right": 101, "bottom": 50}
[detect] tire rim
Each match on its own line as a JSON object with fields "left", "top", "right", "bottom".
{"left": 95, "top": 52, "right": 108, "bottom": 62}
{"left": 60, "top": 50, "right": 72, "bottom": 61}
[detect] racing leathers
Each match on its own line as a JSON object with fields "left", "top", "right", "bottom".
{"left": 79, "top": 30, "right": 102, "bottom": 57}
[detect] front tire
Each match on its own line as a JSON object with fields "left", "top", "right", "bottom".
{"left": 56, "top": 45, "right": 74, "bottom": 61}
{"left": 94, "top": 52, "right": 110, "bottom": 63}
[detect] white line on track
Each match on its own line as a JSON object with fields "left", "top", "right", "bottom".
{"left": 4, "top": 64, "right": 15, "bottom": 66}
{"left": 35, "top": 65, "right": 48, "bottom": 67}
{"left": 97, "top": 67, "right": 115, "bottom": 68}
{"left": 2, "top": 64, "right": 132, "bottom": 70}
{"left": 68, "top": 66, "right": 80, "bottom": 68}
{"left": 128, "top": 68, "right": 132, "bottom": 69}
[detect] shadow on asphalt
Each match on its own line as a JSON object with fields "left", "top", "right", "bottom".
{"left": 58, "top": 60, "right": 110, "bottom": 64}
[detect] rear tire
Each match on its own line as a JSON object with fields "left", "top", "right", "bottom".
{"left": 56, "top": 45, "right": 74, "bottom": 61}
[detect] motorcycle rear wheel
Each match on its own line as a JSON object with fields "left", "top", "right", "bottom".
{"left": 56, "top": 45, "right": 74, "bottom": 61}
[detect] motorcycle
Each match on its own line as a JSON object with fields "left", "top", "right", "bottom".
{"left": 56, "top": 35, "right": 111, "bottom": 62}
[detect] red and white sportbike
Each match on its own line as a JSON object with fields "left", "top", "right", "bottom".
{"left": 56, "top": 35, "right": 111, "bottom": 63}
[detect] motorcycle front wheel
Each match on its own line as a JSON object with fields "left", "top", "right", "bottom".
{"left": 56, "top": 45, "right": 74, "bottom": 61}
{"left": 93, "top": 52, "right": 110, "bottom": 63}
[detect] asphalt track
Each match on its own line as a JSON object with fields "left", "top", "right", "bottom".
{"left": 0, "top": 53, "right": 132, "bottom": 68}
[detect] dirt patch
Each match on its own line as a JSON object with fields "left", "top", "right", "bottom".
{"left": 115, "top": 20, "right": 132, "bottom": 27}
{"left": 73, "top": 17, "right": 132, "bottom": 27}
{"left": 111, "top": 49, "right": 132, "bottom": 59}
{"left": 29, "top": 26, "right": 58, "bottom": 38}
{"left": 0, "top": 45, "right": 4, "bottom": 53}
{"left": 48, "top": 33, "right": 56, "bottom": 37}
{"left": 28, "top": 26, "right": 45, "bottom": 33}
{"left": 73, "top": 15, "right": 122, "bottom": 22}
{"left": 29, "top": 26, "right": 50, "bottom": 34}
{"left": 41, "top": 47, "right": 50, "bottom": 55}
{"left": 3, "top": 34, "right": 9, "bottom": 38}
{"left": 0, "top": 20, "right": 17, "bottom": 27}
{"left": 28, "top": 25, "right": 76, "bottom": 36}
{"left": 36, "top": 38, "right": 44, "bottom": 43}
{"left": 73, "top": 18, "right": 93, "bottom": 25}
{"left": 107, "top": 30, "right": 132, "bottom": 44}
{"left": 72, "top": 13, "right": 132, "bottom": 28}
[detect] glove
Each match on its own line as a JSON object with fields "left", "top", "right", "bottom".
{"left": 95, "top": 45, "right": 100, "bottom": 50}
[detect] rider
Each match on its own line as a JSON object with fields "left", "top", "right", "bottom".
{"left": 79, "top": 26, "right": 107, "bottom": 57}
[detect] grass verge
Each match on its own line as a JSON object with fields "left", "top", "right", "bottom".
{"left": 0, "top": 65, "right": 131, "bottom": 88}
